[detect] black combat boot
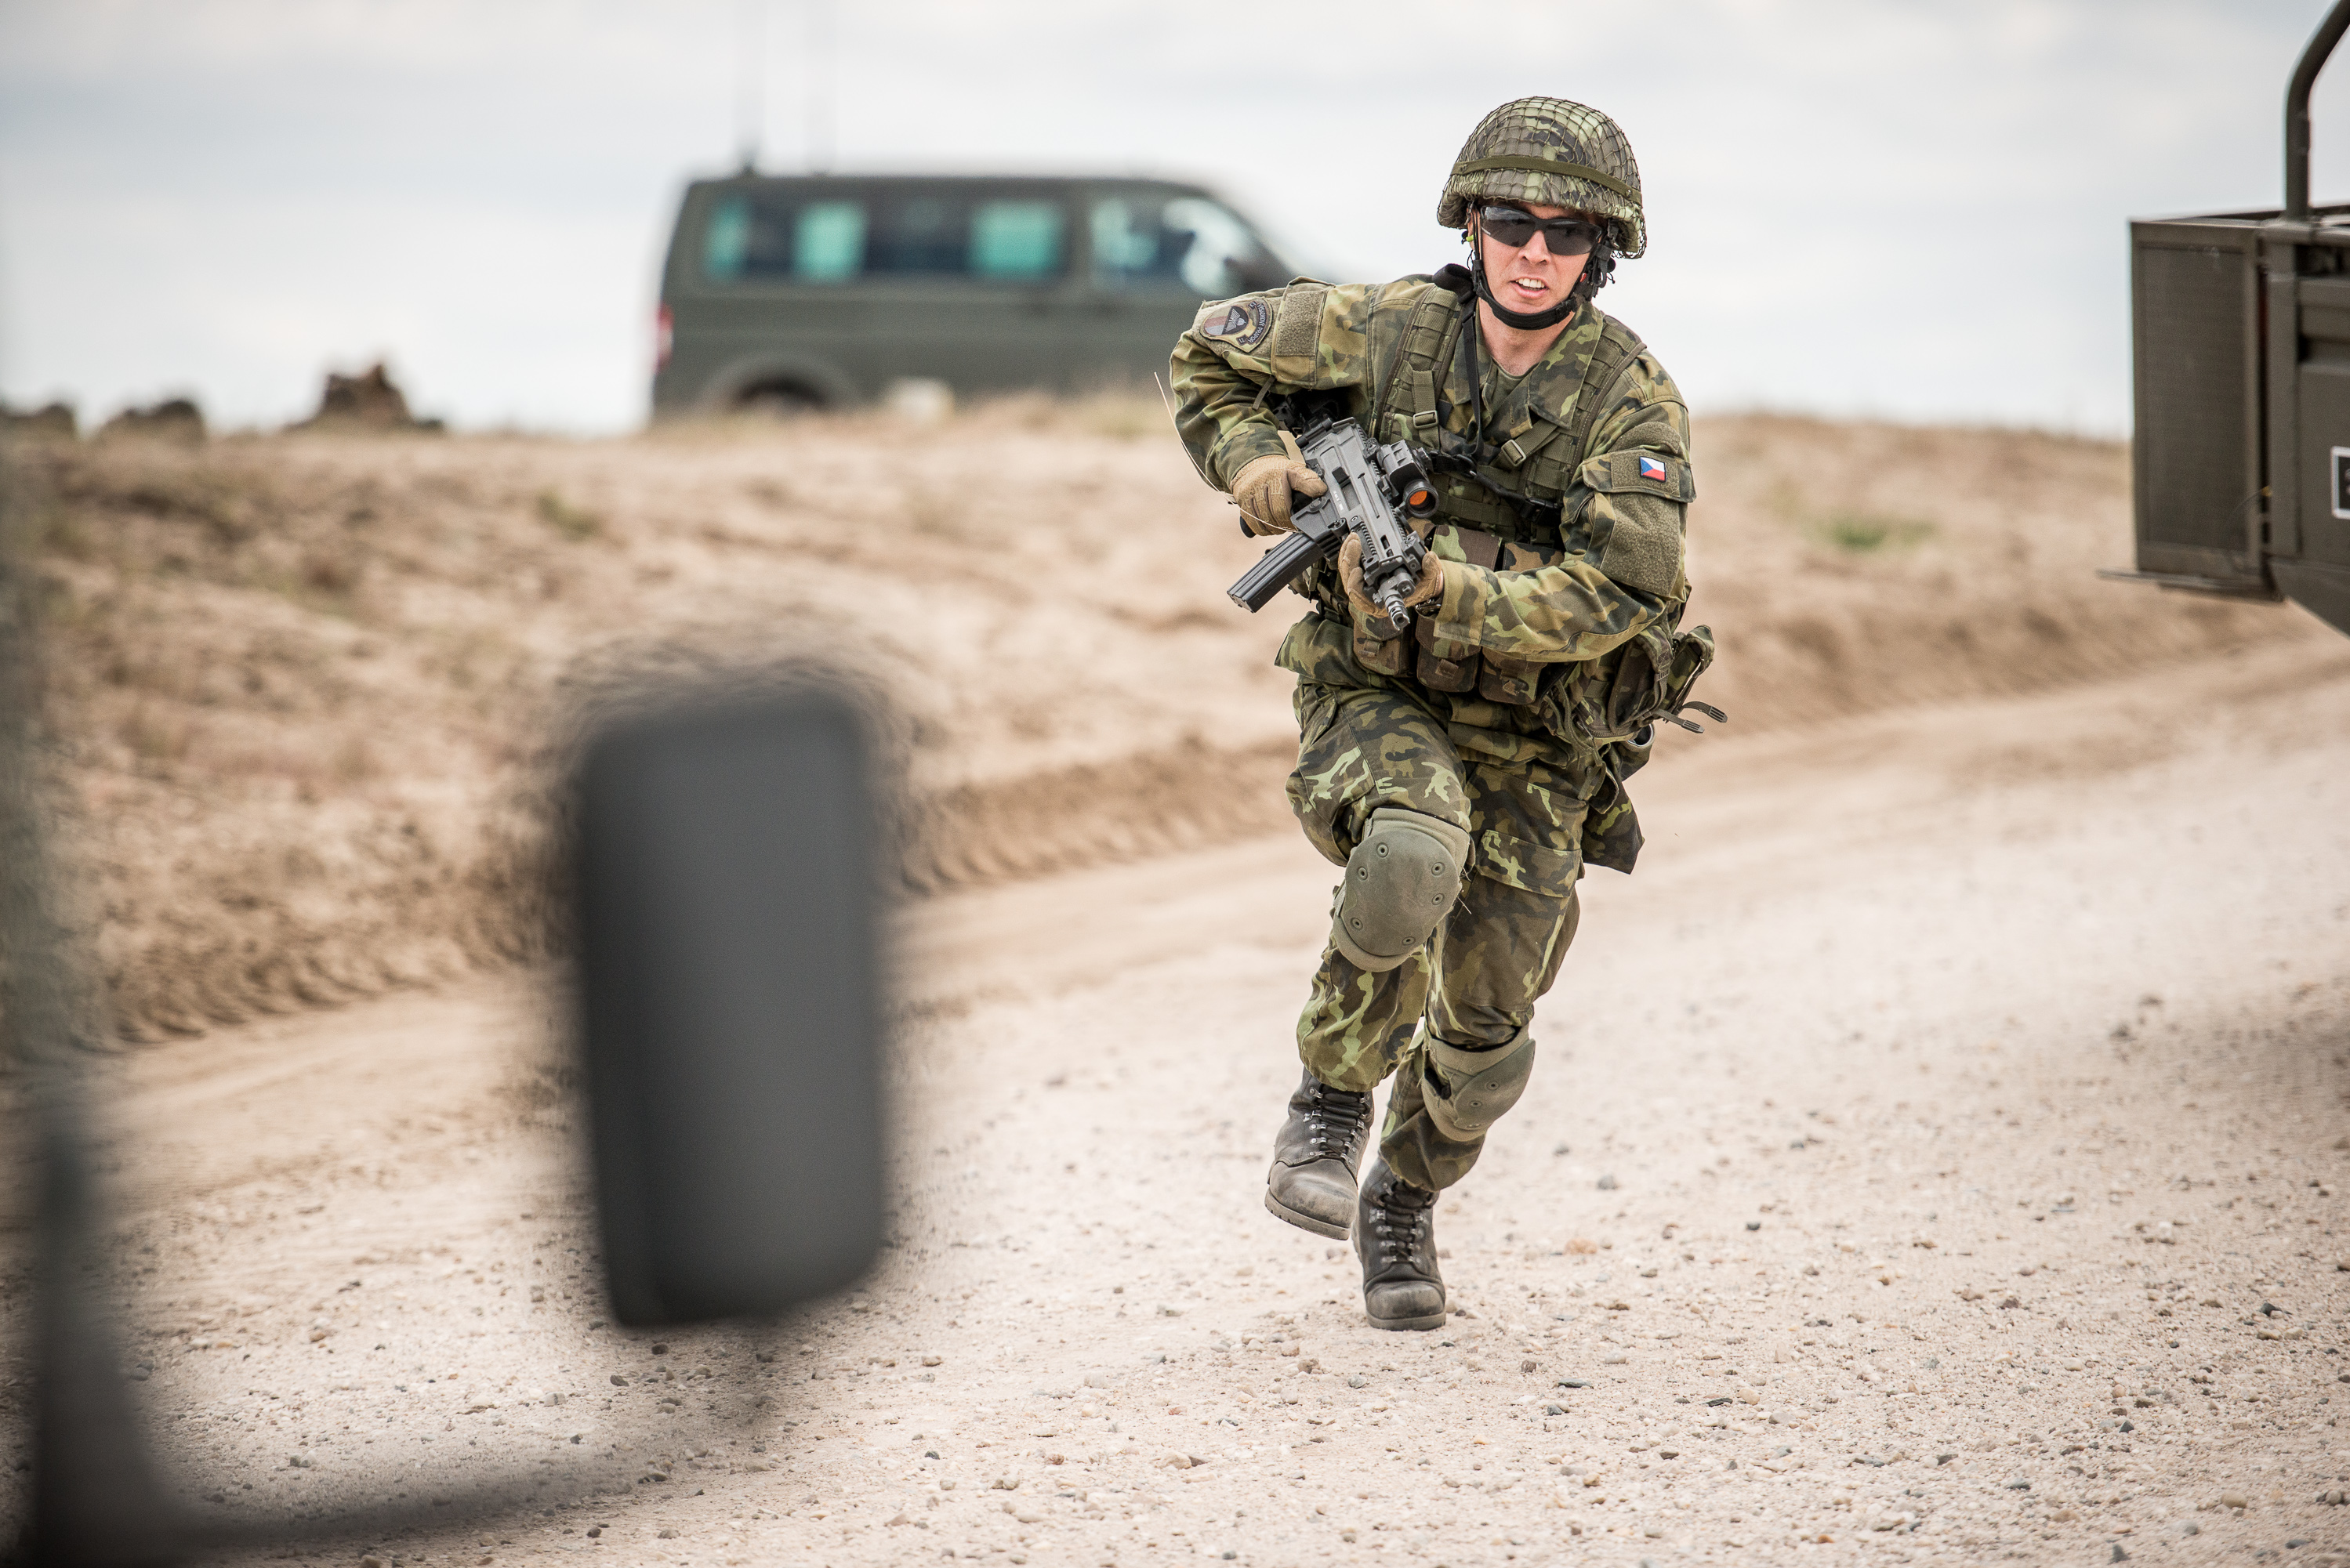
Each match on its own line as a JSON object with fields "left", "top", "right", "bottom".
{"left": 1263, "top": 1066, "right": 1373, "bottom": 1240}
{"left": 1355, "top": 1157, "right": 1445, "bottom": 1331}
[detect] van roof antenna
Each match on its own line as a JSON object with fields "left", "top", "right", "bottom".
{"left": 805, "top": 0, "right": 834, "bottom": 175}
{"left": 735, "top": 0, "right": 765, "bottom": 174}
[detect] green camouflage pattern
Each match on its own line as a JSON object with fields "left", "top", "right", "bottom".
{"left": 1173, "top": 266, "right": 1697, "bottom": 1194}
{"left": 1172, "top": 275, "right": 1692, "bottom": 699}
{"left": 1437, "top": 97, "right": 1647, "bottom": 258}
{"left": 1277, "top": 612, "right": 1604, "bottom": 840}
{"left": 1281, "top": 631, "right": 1587, "bottom": 1191}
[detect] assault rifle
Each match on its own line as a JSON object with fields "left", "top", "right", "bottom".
{"left": 1225, "top": 413, "right": 1438, "bottom": 636}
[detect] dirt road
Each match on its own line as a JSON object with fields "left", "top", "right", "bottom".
{"left": 53, "top": 629, "right": 2350, "bottom": 1567}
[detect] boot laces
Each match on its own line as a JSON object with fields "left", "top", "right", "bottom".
{"left": 1303, "top": 1081, "right": 1369, "bottom": 1158}
{"left": 1370, "top": 1188, "right": 1434, "bottom": 1266}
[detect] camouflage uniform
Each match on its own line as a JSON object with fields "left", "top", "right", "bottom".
{"left": 1170, "top": 271, "right": 1694, "bottom": 1193}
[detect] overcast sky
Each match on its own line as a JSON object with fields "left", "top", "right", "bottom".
{"left": 6, "top": 0, "right": 2350, "bottom": 434}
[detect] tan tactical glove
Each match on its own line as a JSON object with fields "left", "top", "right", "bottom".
{"left": 1229, "top": 431, "right": 1328, "bottom": 536}
{"left": 1340, "top": 533, "right": 1445, "bottom": 619}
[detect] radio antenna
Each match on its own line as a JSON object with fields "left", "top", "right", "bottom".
{"left": 805, "top": 0, "right": 834, "bottom": 173}
{"left": 735, "top": 0, "right": 764, "bottom": 172}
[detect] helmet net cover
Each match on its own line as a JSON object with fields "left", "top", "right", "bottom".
{"left": 1438, "top": 97, "right": 1645, "bottom": 259}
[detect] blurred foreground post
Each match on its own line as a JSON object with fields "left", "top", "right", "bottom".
{"left": 575, "top": 687, "right": 887, "bottom": 1324}
{"left": 2, "top": 428, "right": 887, "bottom": 1552}
{"left": 1, "top": 453, "right": 183, "bottom": 1563}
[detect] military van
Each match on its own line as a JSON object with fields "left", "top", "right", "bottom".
{"left": 650, "top": 173, "right": 1295, "bottom": 415}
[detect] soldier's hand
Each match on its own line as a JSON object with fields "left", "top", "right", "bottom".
{"left": 1340, "top": 534, "right": 1445, "bottom": 617}
{"left": 1230, "top": 450, "right": 1328, "bottom": 536}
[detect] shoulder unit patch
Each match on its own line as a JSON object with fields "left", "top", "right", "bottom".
{"left": 1198, "top": 296, "right": 1272, "bottom": 352}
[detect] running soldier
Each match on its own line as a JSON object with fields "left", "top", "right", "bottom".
{"left": 1169, "top": 97, "right": 1714, "bottom": 1330}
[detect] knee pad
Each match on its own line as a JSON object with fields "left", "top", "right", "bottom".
{"left": 1330, "top": 807, "right": 1471, "bottom": 972}
{"left": 1422, "top": 1026, "right": 1536, "bottom": 1142}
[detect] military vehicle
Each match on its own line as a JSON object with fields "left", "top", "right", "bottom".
{"left": 650, "top": 173, "right": 1293, "bottom": 414}
{"left": 2117, "top": 0, "right": 2350, "bottom": 636}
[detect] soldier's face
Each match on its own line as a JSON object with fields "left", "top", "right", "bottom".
{"left": 1477, "top": 202, "right": 1589, "bottom": 316}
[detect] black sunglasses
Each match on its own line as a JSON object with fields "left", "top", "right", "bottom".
{"left": 1477, "top": 206, "right": 1601, "bottom": 255}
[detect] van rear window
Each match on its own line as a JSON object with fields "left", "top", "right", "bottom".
{"left": 702, "top": 195, "right": 866, "bottom": 283}
{"left": 700, "top": 190, "right": 1066, "bottom": 284}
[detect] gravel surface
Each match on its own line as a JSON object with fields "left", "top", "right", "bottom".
{"left": 36, "top": 634, "right": 2350, "bottom": 1566}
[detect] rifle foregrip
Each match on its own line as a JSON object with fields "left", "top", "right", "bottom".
{"left": 1228, "top": 529, "right": 1330, "bottom": 613}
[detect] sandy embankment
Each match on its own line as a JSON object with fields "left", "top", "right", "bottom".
{"left": 2, "top": 406, "right": 2320, "bottom": 1042}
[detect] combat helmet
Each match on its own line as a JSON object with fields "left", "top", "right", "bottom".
{"left": 1438, "top": 97, "right": 1645, "bottom": 259}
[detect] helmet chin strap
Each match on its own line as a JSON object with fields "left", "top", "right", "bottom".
{"left": 1467, "top": 240, "right": 1579, "bottom": 331}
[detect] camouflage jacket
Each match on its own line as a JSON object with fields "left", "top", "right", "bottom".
{"left": 1171, "top": 273, "right": 1702, "bottom": 872}
{"left": 1170, "top": 273, "right": 1693, "bottom": 760}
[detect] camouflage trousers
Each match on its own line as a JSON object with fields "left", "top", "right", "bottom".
{"left": 1286, "top": 675, "right": 1587, "bottom": 1194}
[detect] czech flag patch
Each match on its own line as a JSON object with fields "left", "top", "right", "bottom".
{"left": 1638, "top": 454, "right": 1667, "bottom": 483}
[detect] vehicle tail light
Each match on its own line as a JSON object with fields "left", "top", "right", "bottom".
{"left": 655, "top": 304, "right": 674, "bottom": 372}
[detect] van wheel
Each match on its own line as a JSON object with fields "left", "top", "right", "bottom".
{"left": 737, "top": 383, "right": 824, "bottom": 417}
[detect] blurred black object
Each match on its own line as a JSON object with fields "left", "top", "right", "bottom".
{"left": 2, "top": 434, "right": 180, "bottom": 1561}
{"left": 3, "top": 544, "right": 888, "bottom": 1561}
{"left": 576, "top": 689, "right": 886, "bottom": 1324}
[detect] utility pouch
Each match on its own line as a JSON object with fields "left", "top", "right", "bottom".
{"left": 1276, "top": 610, "right": 1366, "bottom": 690}
{"left": 1478, "top": 650, "right": 1543, "bottom": 708}
{"left": 1478, "top": 535, "right": 1565, "bottom": 707}
{"left": 1414, "top": 521, "right": 1501, "bottom": 693}
{"left": 1551, "top": 610, "right": 1720, "bottom": 878}
{"left": 1402, "top": 523, "right": 1576, "bottom": 705}
{"left": 1353, "top": 621, "right": 1413, "bottom": 677}
{"left": 1545, "top": 610, "right": 1724, "bottom": 748}
{"left": 1413, "top": 614, "right": 1481, "bottom": 693}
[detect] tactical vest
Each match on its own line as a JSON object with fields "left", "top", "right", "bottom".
{"left": 1308, "top": 281, "right": 1723, "bottom": 876}
{"left": 1378, "top": 280, "right": 1649, "bottom": 531}
{"left": 1334, "top": 282, "right": 1653, "bottom": 707}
